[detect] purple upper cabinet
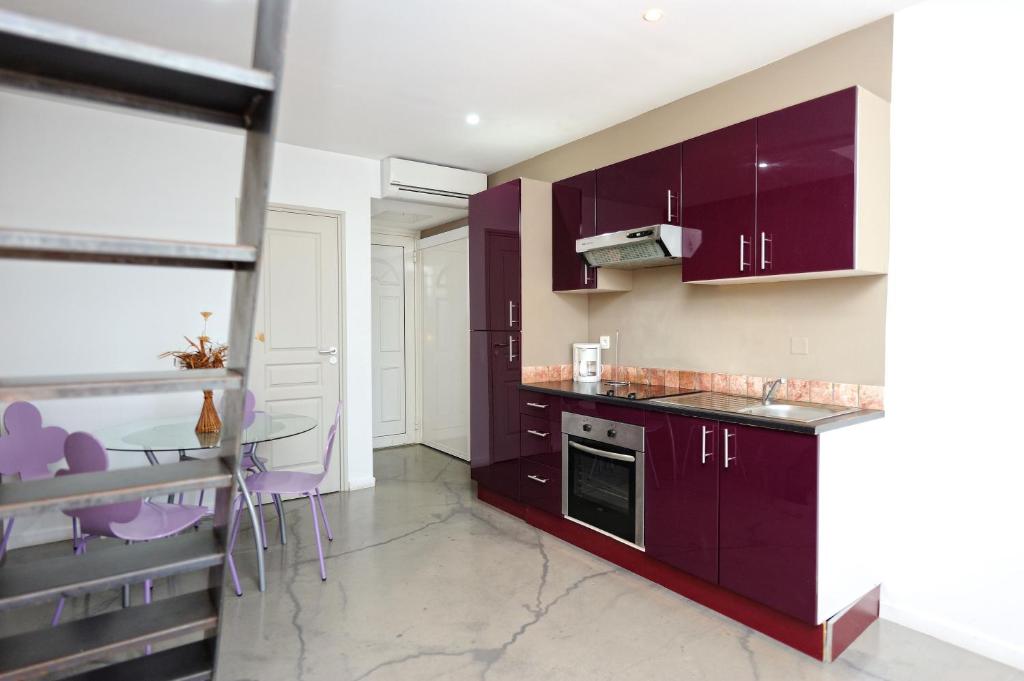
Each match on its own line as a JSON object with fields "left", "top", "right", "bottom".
{"left": 552, "top": 171, "right": 596, "bottom": 291}
{"left": 469, "top": 180, "right": 521, "bottom": 331}
{"left": 718, "top": 424, "right": 818, "bottom": 623}
{"left": 595, "top": 144, "right": 682, "bottom": 234}
{"left": 756, "top": 88, "right": 856, "bottom": 276}
{"left": 680, "top": 120, "right": 757, "bottom": 282}
{"left": 644, "top": 411, "right": 719, "bottom": 583}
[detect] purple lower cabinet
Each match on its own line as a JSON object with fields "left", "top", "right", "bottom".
{"left": 718, "top": 424, "right": 818, "bottom": 623}
{"left": 470, "top": 331, "right": 521, "bottom": 500}
{"left": 643, "top": 412, "right": 719, "bottom": 583}
{"left": 520, "top": 460, "right": 561, "bottom": 516}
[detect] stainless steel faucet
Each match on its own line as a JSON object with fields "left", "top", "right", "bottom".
{"left": 762, "top": 378, "right": 786, "bottom": 405}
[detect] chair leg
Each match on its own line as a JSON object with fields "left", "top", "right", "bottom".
{"left": 315, "top": 488, "right": 333, "bottom": 541}
{"left": 52, "top": 537, "right": 87, "bottom": 626}
{"left": 273, "top": 494, "right": 287, "bottom": 546}
{"left": 308, "top": 494, "right": 326, "bottom": 581}
{"left": 144, "top": 579, "right": 153, "bottom": 654}
{"left": 257, "top": 493, "right": 268, "bottom": 549}
{"left": 0, "top": 518, "right": 14, "bottom": 561}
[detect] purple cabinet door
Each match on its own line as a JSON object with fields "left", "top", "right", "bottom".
{"left": 681, "top": 120, "right": 757, "bottom": 282}
{"left": 718, "top": 424, "right": 818, "bottom": 623}
{"left": 643, "top": 411, "right": 719, "bottom": 583}
{"left": 469, "top": 180, "right": 521, "bottom": 330}
{"left": 756, "top": 88, "right": 856, "bottom": 275}
{"left": 595, "top": 144, "right": 682, "bottom": 234}
{"left": 552, "top": 171, "right": 596, "bottom": 291}
{"left": 470, "top": 331, "right": 521, "bottom": 499}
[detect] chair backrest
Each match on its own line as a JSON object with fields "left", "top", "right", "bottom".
{"left": 58, "top": 432, "right": 142, "bottom": 531}
{"left": 320, "top": 402, "right": 342, "bottom": 477}
{"left": 219, "top": 389, "right": 257, "bottom": 430}
{"left": 0, "top": 402, "right": 68, "bottom": 481}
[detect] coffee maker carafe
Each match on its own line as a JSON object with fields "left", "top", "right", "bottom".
{"left": 572, "top": 343, "right": 602, "bottom": 383}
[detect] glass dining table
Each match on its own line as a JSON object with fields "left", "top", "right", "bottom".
{"left": 95, "top": 412, "right": 317, "bottom": 593}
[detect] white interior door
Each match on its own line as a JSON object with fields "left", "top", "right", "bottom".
{"left": 371, "top": 241, "right": 414, "bottom": 445}
{"left": 418, "top": 231, "right": 469, "bottom": 461}
{"left": 249, "top": 207, "right": 342, "bottom": 493}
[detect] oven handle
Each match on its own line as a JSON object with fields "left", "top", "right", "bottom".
{"left": 568, "top": 440, "right": 636, "bottom": 463}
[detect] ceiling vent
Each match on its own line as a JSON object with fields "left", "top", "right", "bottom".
{"left": 381, "top": 158, "right": 486, "bottom": 208}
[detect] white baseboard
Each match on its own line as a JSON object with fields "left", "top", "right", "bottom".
{"left": 882, "top": 601, "right": 1024, "bottom": 671}
{"left": 347, "top": 476, "right": 376, "bottom": 491}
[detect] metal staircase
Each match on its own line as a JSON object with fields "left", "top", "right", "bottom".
{"left": 0, "top": 2, "right": 290, "bottom": 678}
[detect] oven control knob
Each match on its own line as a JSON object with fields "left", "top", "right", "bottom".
{"left": 607, "top": 429, "right": 617, "bottom": 438}
{"left": 582, "top": 423, "right": 592, "bottom": 432}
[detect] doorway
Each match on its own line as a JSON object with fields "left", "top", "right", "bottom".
{"left": 249, "top": 206, "right": 343, "bottom": 493}
{"left": 416, "top": 227, "right": 470, "bottom": 460}
{"left": 371, "top": 233, "right": 417, "bottom": 448}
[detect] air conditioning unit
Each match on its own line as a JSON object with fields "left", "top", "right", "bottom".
{"left": 381, "top": 158, "right": 486, "bottom": 208}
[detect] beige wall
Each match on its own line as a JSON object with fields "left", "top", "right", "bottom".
{"left": 519, "top": 178, "right": 589, "bottom": 366}
{"left": 494, "top": 18, "right": 892, "bottom": 386}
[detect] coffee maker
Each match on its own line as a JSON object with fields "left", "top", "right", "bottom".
{"left": 572, "top": 343, "right": 602, "bottom": 383}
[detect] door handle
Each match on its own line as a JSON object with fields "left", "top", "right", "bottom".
{"left": 318, "top": 347, "right": 338, "bottom": 355}
{"left": 760, "top": 232, "right": 771, "bottom": 271}
{"left": 508, "top": 335, "right": 517, "bottom": 362}
{"left": 509, "top": 301, "right": 518, "bottom": 327}
{"left": 701, "top": 426, "right": 713, "bottom": 464}
{"left": 525, "top": 402, "right": 548, "bottom": 409}
{"left": 526, "top": 429, "right": 549, "bottom": 438}
{"left": 723, "top": 429, "right": 736, "bottom": 469}
{"left": 527, "top": 474, "right": 550, "bottom": 484}
{"left": 739, "top": 235, "right": 749, "bottom": 272}
{"left": 568, "top": 440, "right": 635, "bottom": 463}
{"left": 666, "top": 189, "right": 675, "bottom": 223}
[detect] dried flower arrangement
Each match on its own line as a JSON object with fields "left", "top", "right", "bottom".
{"left": 160, "top": 312, "right": 229, "bottom": 433}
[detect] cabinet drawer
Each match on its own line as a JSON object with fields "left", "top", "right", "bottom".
{"left": 563, "top": 398, "right": 644, "bottom": 426}
{"left": 520, "top": 414, "right": 560, "bottom": 469}
{"left": 520, "top": 390, "right": 561, "bottom": 417}
{"left": 521, "top": 461, "right": 561, "bottom": 517}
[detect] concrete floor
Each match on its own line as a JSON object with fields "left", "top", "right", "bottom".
{"left": 5, "top": 444, "right": 1023, "bottom": 680}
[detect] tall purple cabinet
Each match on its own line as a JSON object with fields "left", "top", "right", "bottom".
{"left": 470, "top": 180, "right": 523, "bottom": 500}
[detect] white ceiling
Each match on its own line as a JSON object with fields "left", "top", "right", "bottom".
{"left": 0, "top": 0, "right": 916, "bottom": 174}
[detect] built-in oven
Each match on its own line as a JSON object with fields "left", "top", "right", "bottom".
{"left": 561, "top": 412, "right": 644, "bottom": 549}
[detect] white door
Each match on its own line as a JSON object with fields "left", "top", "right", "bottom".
{"left": 371, "top": 241, "right": 414, "bottom": 445}
{"left": 418, "top": 230, "right": 470, "bottom": 461}
{"left": 250, "top": 208, "right": 342, "bottom": 493}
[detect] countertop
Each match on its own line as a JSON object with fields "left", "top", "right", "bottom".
{"left": 520, "top": 380, "right": 884, "bottom": 435}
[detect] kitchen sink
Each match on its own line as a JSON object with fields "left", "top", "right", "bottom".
{"left": 737, "top": 403, "right": 854, "bottom": 422}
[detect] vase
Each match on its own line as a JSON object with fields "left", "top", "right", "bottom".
{"left": 195, "top": 389, "right": 222, "bottom": 433}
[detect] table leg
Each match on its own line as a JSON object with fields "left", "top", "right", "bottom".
{"left": 142, "top": 450, "right": 175, "bottom": 504}
{"left": 252, "top": 444, "right": 286, "bottom": 546}
{"left": 236, "top": 470, "right": 266, "bottom": 592}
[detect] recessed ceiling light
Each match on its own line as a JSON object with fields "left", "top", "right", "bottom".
{"left": 465, "top": 113, "right": 481, "bottom": 125}
{"left": 642, "top": 8, "right": 664, "bottom": 22}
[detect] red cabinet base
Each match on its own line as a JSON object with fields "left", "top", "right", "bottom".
{"left": 476, "top": 486, "right": 878, "bottom": 662}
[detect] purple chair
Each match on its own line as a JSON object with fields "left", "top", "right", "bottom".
{"left": 0, "top": 402, "right": 68, "bottom": 561}
{"left": 227, "top": 403, "right": 340, "bottom": 590}
{"left": 52, "top": 432, "right": 239, "bottom": 623}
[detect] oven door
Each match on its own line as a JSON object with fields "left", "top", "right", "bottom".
{"left": 562, "top": 434, "right": 644, "bottom": 547}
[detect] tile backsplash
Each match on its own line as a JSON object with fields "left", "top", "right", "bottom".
{"left": 521, "top": 364, "right": 884, "bottom": 410}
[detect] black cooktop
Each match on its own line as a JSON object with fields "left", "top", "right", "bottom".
{"left": 526, "top": 380, "right": 699, "bottom": 401}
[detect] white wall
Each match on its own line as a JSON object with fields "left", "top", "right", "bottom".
{"left": 0, "top": 91, "right": 378, "bottom": 547}
{"left": 883, "top": 0, "right": 1024, "bottom": 669}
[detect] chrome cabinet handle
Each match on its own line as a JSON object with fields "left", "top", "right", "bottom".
{"left": 509, "top": 301, "right": 517, "bottom": 327}
{"left": 723, "top": 429, "right": 736, "bottom": 469}
{"left": 760, "top": 232, "right": 771, "bottom": 270}
{"left": 583, "top": 265, "right": 591, "bottom": 286}
{"left": 701, "top": 426, "right": 713, "bottom": 464}
{"left": 666, "top": 189, "right": 675, "bottom": 223}
{"left": 526, "top": 429, "right": 549, "bottom": 438}
{"left": 527, "top": 474, "right": 550, "bottom": 484}
{"left": 569, "top": 440, "right": 635, "bottom": 463}
{"left": 739, "top": 235, "right": 749, "bottom": 272}
{"left": 318, "top": 346, "right": 338, "bottom": 355}
{"left": 508, "top": 335, "right": 517, "bottom": 362}
{"left": 525, "top": 402, "right": 548, "bottom": 409}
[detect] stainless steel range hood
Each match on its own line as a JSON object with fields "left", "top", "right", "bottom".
{"left": 576, "top": 224, "right": 683, "bottom": 269}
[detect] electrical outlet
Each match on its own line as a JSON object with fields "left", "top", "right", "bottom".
{"left": 599, "top": 335, "right": 611, "bottom": 350}
{"left": 790, "top": 337, "right": 809, "bottom": 355}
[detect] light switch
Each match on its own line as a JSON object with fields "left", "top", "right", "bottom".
{"left": 791, "top": 337, "right": 809, "bottom": 355}
{"left": 599, "top": 336, "right": 611, "bottom": 350}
